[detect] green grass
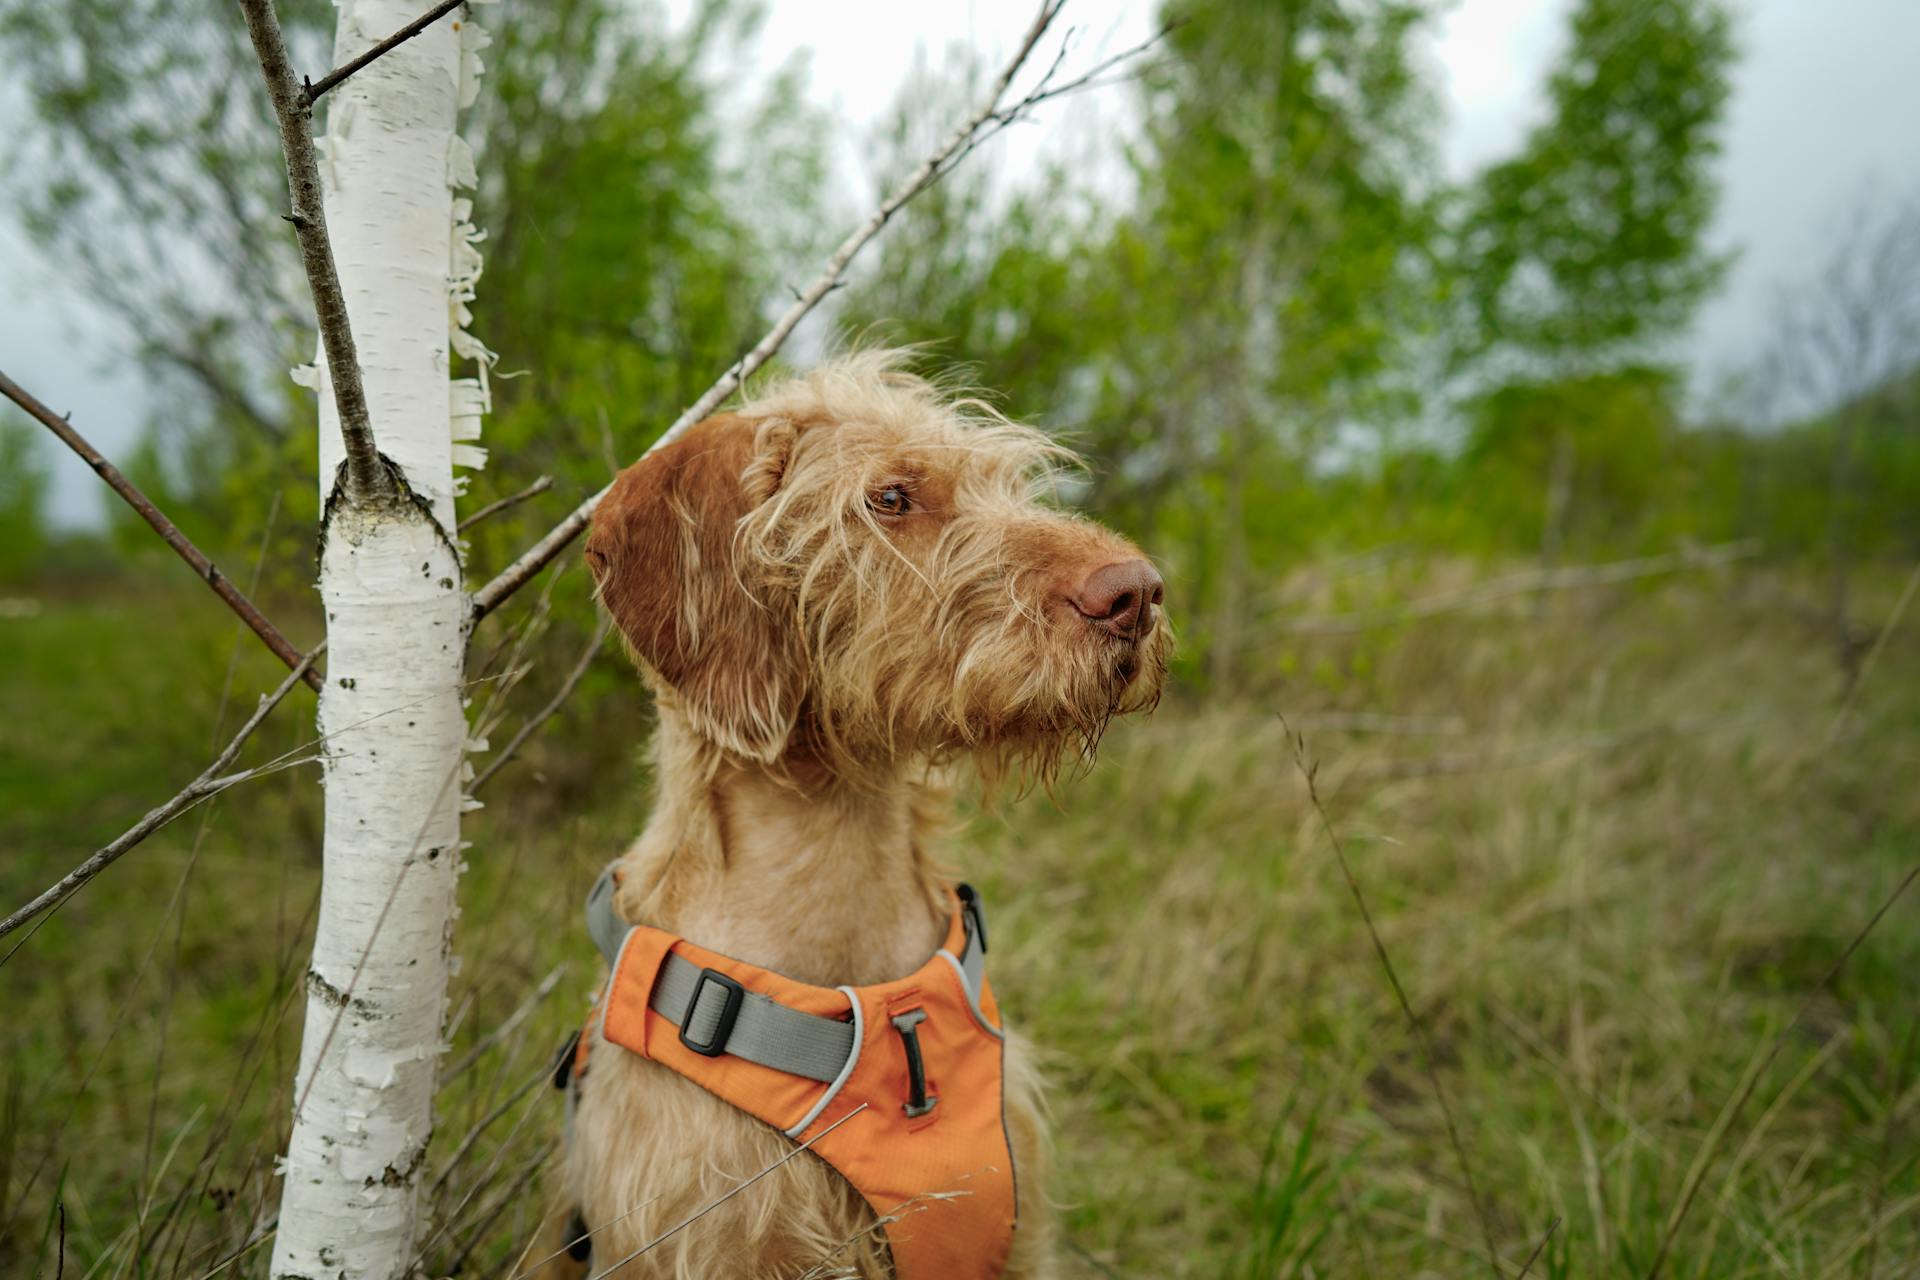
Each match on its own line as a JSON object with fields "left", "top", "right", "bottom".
{"left": 2, "top": 560, "right": 1916, "bottom": 1277}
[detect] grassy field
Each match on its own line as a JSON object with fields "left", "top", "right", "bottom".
{"left": 2, "top": 556, "right": 1916, "bottom": 1278}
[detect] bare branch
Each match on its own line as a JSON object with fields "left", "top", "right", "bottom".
{"left": 934, "top": 18, "right": 1183, "bottom": 182}
{"left": 470, "top": 0, "right": 1108, "bottom": 623}
{"left": 0, "top": 649, "right": 321, "bottom": 946}
{"left": 304, "top": 0, "right": 465, "bottom": 103}
{"left": 443, "top": 1137, "right": 557, "bottom": 1274}
{"left": 0, "top": 368, "right": 322, "bottom": 692}
{"left": 1515, "top": 1217, "right": 1560, "bottom": 1279}
{"left": 457, "top": 475, "right": 554, "bottom": 533}
{"left": 585, "top": 1104, "right": 872, "bottom": 1279}
{"left": 467, "top": 615, "right": 612, "bottom": 794}
{"left": 428, "top": 1061, "right": 551, "bottom": 1199}
{"left": 440, "top": 961, "right": 569, "bottom": 1085}
{"left": 1825, "top": 557, "right": 1920, "bottom": 746}
{"left": 237, "top": 0, "right": 387, "bottom": 502}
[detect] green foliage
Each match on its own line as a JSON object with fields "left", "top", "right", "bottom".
{"left": 0, "top": 0, "right": 824, "bottom": 606}
{"left": 1227, "top": 1099, "right": 1341, "bottom": 1280}
{"left": 840, "top": 0, "right": 1918, "bottom": 684}
{"left": 1457, "top": 0, "right": 1736, "bottom": 374}
{"left": 6, "top": 0, "right": 1912, "bottom": 672}
{"left": 844, "top": 0, "right": 1450, "bottom": 695}
{"left": 1465, "top": 367, "right": 1691, "bottom": 548}
{"left": 457, "top": 0, "right": 828, "bottom": 621}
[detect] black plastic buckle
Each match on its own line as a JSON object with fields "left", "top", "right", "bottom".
{"left": 957, "top": 882, "right": 988, "bottom": 953}
{"left": 679, "top": 968, "right": 746, "bottom": 1057}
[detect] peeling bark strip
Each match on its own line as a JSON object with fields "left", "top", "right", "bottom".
{"left": 265, "top": 0, "right": 493, "bottom": 1275}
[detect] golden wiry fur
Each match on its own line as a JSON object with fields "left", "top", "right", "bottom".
{"left": 560, "top": 352, "right": 1170, "bottom": 1278}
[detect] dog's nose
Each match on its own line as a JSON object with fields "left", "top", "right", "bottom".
{"left": 1071, "top": 558, "right": 1163, "bottom": 638}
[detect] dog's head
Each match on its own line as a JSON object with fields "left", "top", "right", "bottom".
{"left": 585, "top": 352, "right": 1170, "bottom": 787}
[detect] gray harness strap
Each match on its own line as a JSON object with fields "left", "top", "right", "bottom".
{"left": 583, "top": 864, "right": 989, "bottom": 1086}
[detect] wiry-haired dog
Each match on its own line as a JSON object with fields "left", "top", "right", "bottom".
{"left": 562, "top": 352, "right": 1170, "bottom": 1278}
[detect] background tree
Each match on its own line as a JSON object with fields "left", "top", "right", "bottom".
{"left": 1764, "top": 188, "right": 1920, "bottom": 673}
{"left": 1458, "top": 0, "right": 1734, "bottom": 374}
{"left": 0, "top": 0, "right": 823, "bottom": 596}
{"left": 1457, "top": 0, "right": 1734, "bottom": 563}
{"left": 847, "top": 0, "right": 1447, "bottom": 696}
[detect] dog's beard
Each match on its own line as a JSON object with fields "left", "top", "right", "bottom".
{"left": 757, "top": 502, "right": 1168, "bottom": 792}
{"left": 791, "top": 602, "right": 1167, "bottom": 797}
{"left": 937, "top": 614, "right": 1169, "bottom": 797}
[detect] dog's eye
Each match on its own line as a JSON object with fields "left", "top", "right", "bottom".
{"left": 870, "top": 486, "right": 912, "bottom": 517}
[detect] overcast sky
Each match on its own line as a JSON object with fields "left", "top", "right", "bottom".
{"left": 6, "top": 0, "right": 1919, "bottom": 525}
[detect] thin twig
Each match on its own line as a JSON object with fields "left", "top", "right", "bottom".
{"left": 585, "top": 1105, "right": 872, "bottom": 1280}
{"left": 137, "top": 488, "right": 286, "bottom": 1262}
{"left": 1066, "top": 1240, "right": 1123, "bottom": 1280}
{"left": 468, "top": 615, "right": 612, "bottom": 793}
{"left": 1646, "top": 859, "right": 1920, "bottom": 1278}
{"left": 469, "top": 0, "right": 1155, "bottom": 622}
{"left": 1282, "top": 717, "right": 1504, "bottom": 1278}
{"left": 442, "top": 962, "right": 570, "bottom": 1085}
{"left": 503, "top": 1190, "right": 667, "bottom": 1280}
{"left": 411, "top": 1060, "right": 553, "bottom": 1269}
{"left": 1515, "top": 1216, "right": 1560, "bottom": 1278}
{"left": 193, "top": 1214, "right": 277, "bottom": 1280}
{"left": 0, "top": 650, "right": 320, "bottom": 945}
{"left": 458, "top": 475, "right": 555, "bottom": 532}
{"left": 430, "top": 1061, "right": 550, "bottom": 1197}
{"left": 304, "top": 0, "right": 465, "bottom": 102}
{"left": 0, "top": 369, "right": 321, "bottom": 691}
{"left": 933, "top": 17, "right": 1183, "bottom": 184}
{"left": 238, "top": 0, "right": 386, "bottom": 501}
{"left": 443, "top": 1137, "right": 558, "bottom": 1274}
{"left": 1825, "top": 557, "right": 1920, "bottom": 746}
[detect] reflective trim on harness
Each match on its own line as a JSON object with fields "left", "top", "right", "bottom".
{"left": 575, "top": 863, "right": 1017, "bottom": 1280}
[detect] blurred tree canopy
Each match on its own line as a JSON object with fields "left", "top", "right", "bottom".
{"left": 1457, "top": 0, "right": 1735, "bottom": 377}
{"left": 0, "top": 0, "right": 824, "bottom": 601}
{"left": 3, "top": 0, "right": 1916, "bottom": 690}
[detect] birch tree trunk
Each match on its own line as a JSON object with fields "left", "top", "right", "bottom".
{"left": 273, "top": 2, "right": 491, "bottom": 1274}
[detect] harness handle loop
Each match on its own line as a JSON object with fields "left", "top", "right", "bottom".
{"left": 890, "top": 1008, "right": 939, "bottom": 1118}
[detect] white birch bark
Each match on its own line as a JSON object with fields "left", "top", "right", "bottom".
{"left": 274, "top": 2, "right": 492, "bottom": 1275}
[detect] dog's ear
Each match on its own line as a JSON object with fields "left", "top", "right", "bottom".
{"left": 585, "top": 414, "right": 802, "bottom": 762}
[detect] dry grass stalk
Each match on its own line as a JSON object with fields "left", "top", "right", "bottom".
{"left": 1645, "top": 860, "right": 1920, "bottom": 1277}
{"left": 1283, "top": 716, "right": 1505, "bottom": 1278}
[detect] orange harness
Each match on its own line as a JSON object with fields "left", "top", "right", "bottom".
{"left": 565, "top": 871, "right": 1018, "bottom": 1278}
